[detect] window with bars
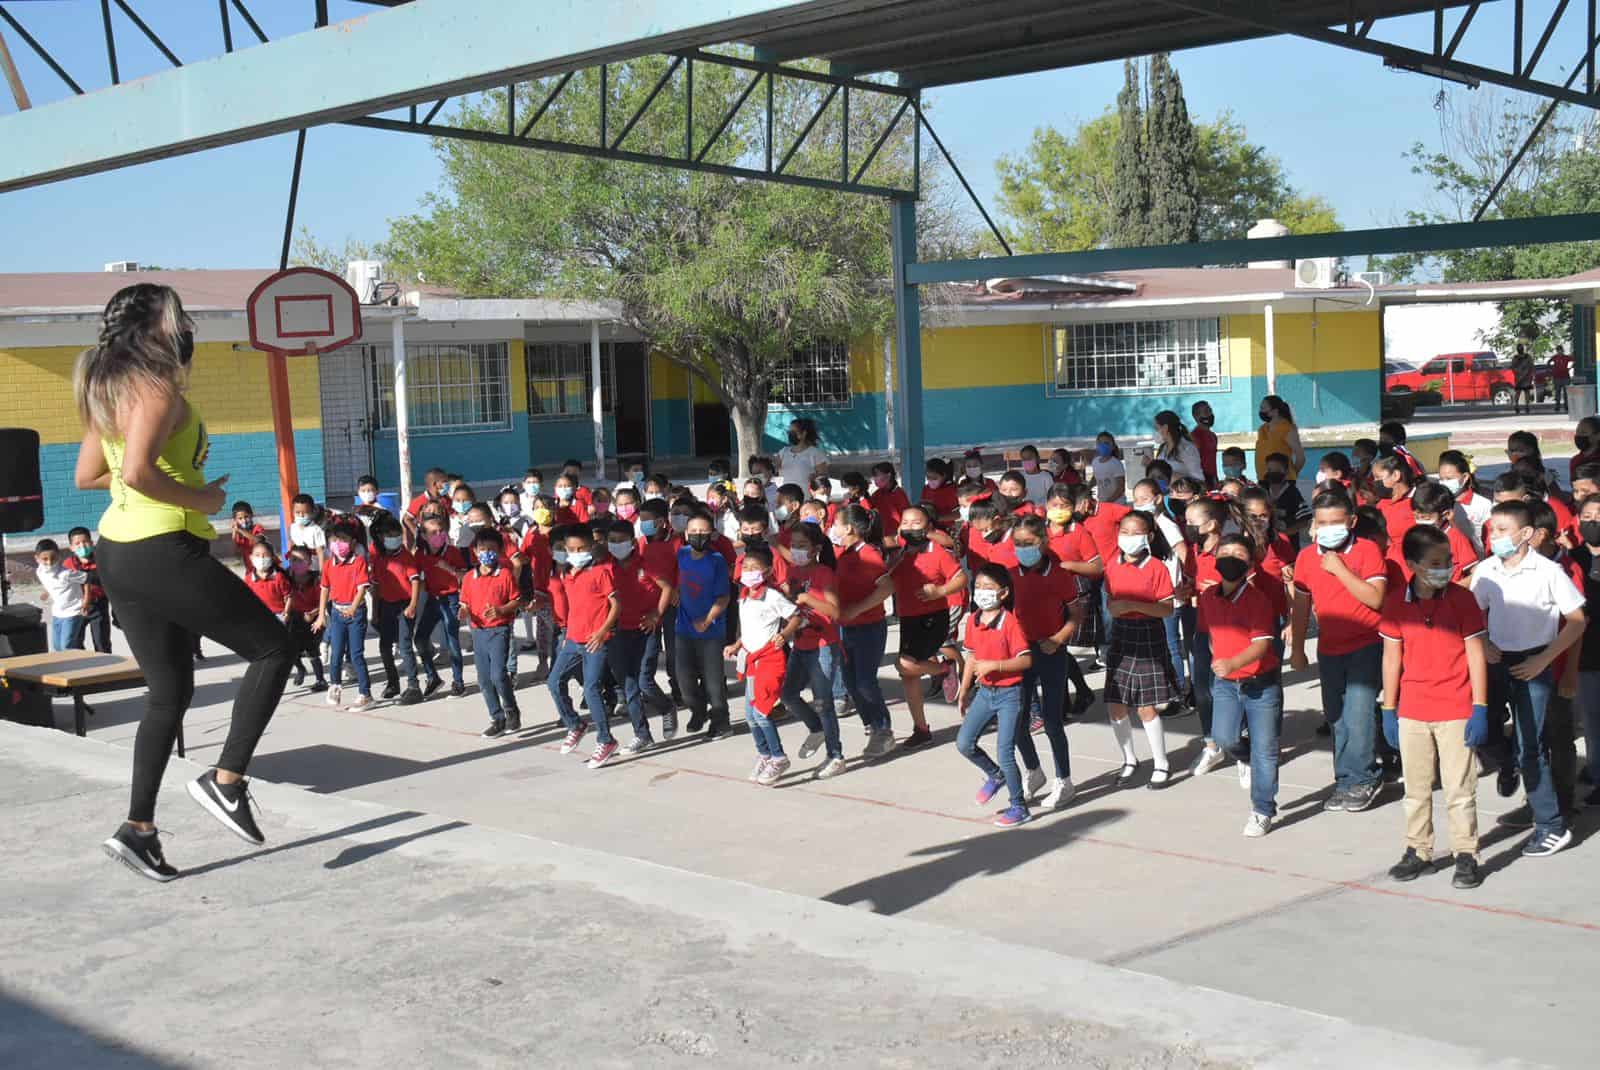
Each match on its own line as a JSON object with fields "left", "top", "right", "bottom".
{"left": 525, "top": 341, "right": 616, "bottom": 418}
{"left": 772, "top": 339, "right": 852, "bottom": 409}
{"left": 367, "top": 341, "right": 511, "bottom": 432}
{"left": 1049, "top": 318, "right": 1226, "bottom": 396}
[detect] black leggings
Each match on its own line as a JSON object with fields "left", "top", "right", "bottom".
{"left": 96, "top": 532, "right": 295, "bottom": 823}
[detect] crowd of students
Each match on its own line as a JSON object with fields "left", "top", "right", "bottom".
{"left": 44, "top": 397, "right": 1600, "bottom": 886}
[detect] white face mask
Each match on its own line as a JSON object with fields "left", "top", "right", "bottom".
{"left": 1118, "top": 533, "right": 1150, "bottom": 557}
{"left": 358, "top": 489, "right": 377, "bottom": 505}
{"left": 251, "top": 556, "right": 273, "bottom": 574}
{"left": 1440, "top": 477, "right": 1462, "bottom": 495}
{"left": 965, "top": 465, "right": 982, "bottom": 479}
{"left": 790, "top": 547, "right": 811, "bottom": 566}
{"left": 607, "top": 540, "right": 635, "bottom": 561}
{"left": 973, "top": 588, "right": 1000, "bottom": 610}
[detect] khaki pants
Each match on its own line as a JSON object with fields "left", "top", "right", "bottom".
{"left": 1399, "top": 717, "right": 1479, "bottom": 860}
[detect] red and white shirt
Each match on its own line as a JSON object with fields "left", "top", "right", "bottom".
{"left": 1197, "top": 581, "right": 1279, "bottom": 680}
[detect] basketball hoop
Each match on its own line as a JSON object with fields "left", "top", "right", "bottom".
{"left": 246, "top": 266, "right": 362, "bottom": 357}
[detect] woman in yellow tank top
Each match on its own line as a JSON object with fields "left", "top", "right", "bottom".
{"left": 1254, "top": 394, "right": 1306, "bottom": 481}
{"left": 74, "top": 283, "right": 293, "bottom": 882}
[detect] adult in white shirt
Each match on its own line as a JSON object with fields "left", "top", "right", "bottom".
{"left": 1090, "top": 432, "right": 1127, "bottom": 503}
{"left": 1151, "top": 410, "right": 1204, "bottom": 482}
{"left": 776, "top": 417, "right": 829, "bottom": 488}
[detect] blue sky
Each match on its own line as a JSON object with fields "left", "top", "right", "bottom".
{"left": 0, "top": 0, "right": 1589, "bottom": 273}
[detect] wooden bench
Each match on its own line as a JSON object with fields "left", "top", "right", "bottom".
{"left": 0, "top": 651, "right": 182, "bottom": 757}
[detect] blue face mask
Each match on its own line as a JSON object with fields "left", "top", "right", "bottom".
{"left": 1315, "top": 524, "right": 1350, "bottom": 550}
{"left": 1222, "top": 464, "right": 1244, "bottom": 479}
{"left": 552, "top": 549, "right": 569, "bottom": 565}
{"left": 476, "top": 550, "right": 498, "bottom": 568}
{"left": 1155, "top": 479, "right": 1169, "bottom": 494}
{"left": 567, "top": 550, "right": 593, "bottom": 570}
{"left": 608, "top": 540, "right": 635, "bottom": 561}
{"left": 1014, "top": 543, "right": 1043, "bottom": 568}
{"left": 1095, "top": 442, "right": 1112, "bottom": 458}
{"left": 453, "top": 500, "right": 471, "bottom": 515}
{"left": 1491, "top": 534, "right": 1523, "bottom": 559}
{"left": 639, "top": 518, "right": 659, "bottom": 538}
{"left": 382, "top": 535, "right": 403, "bottom": 552}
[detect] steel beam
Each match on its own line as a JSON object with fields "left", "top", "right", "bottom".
{"left": 889, "top": 196, "right": 924, "bottom": 499}
{"left": 0, "top": 0, "right": 871, "bottom": 193}
{"left": 904, "top": 213, "right": 1600, "bottom": 286}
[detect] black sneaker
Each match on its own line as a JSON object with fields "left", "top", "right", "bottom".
{"left": 505, "top": 708, "right": 522, "bottom": 732}
{"left": 102, "top": 823, "right": 178, "bottom": 882}
{"left": 309, "top": 679, "right": 329, "bottom": 693}
{"left": 686, "top": 712, "right": 707, "bottom": 734}
{"left": 1496, "top": 761, "right": 1520, "bottom": 798}
{"left": 1586, "top": 784, "right": 1600, "bottom": 807}
{"left": 381, "top": 682, "right": 401, "bottom": 699}
{"left": 1521, "top": 828, "right": 1573, "bottom": 858}
{"left": 292, "top": 665, "right": 305, "bottom": 687}
{"left": 1496, "top": 804, "right": 1534, "bottom": 829}
{"left": 1388, "top": 847, "right": 1430, "bottom": 882}
{"left": 450, "top": 681, "right": 467, "bottom": 698}
{"left": 704, "top": 719, "right": 727, "bottom": 742}
{"left": 186, "top": 770, "right": 265, "bottom": 845}
{"left": 902, "top": 724, "right": 934, "bottom": 749}
{"left": 1379, "top": 753, "right": 1402, "bottom": 783}
{"left": 398, "top": 686, "right": 423, "bottom": 706}
{"left": 1322, "top": 789, "right": 1349, "bottom": 812}
{"left": 482, "top": 720, "right": 506, "bottom": 739}
{"left": 1160, "top": 700, "right": 1192, "bottom": 719}
{"left": 1452, "top": 855, "right": 1483, "bottom": 889}
{"left": 1343, "top": 782, "right": 1381, "bottom": 812}
{"left": 422, "top": 676, "right": 444, "bottom": 698}
{"left": 1315, "top": 722, "right": 1332, "bottom": 738}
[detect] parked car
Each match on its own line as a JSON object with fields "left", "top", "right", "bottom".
{"left": 1384, "top": 350, "right": 1551, "bottom": 406}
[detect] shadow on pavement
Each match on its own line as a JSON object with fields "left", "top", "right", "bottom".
{"left": 0, "top": 987, "right": 184, "bottom": 1069}
{"left": 180, "top": 809, "right": 424, "bottom": 879}
{"left": 324, "top": 820, "right": 470, "bottom": 869}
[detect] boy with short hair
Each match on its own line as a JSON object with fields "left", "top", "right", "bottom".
{"left": 548, "top": 525, "right": 622, "bottom": 767}
{"left": 459, "top": 528, "right": 523, "bottom": 738}
{"left": 288, "top": 493, "right": 327, "bottom": 568}
{"left": 1381, "top": 525, "right": 1490, "bottom": 889}
{"left": 229, "top": 501, "right": 264, "bottom": 567}
{"left": 35, "top": 538, "right": 87, "bottom": 651}
{"left": 65, "top": 526, "right": 112, "bottom": 653}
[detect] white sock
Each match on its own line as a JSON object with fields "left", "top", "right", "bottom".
{"left": 1110, "top": 717, "right": 1138, "bottom": 764}
{"left": 1142, "top": 716, "right": 1169, "bottom": 772}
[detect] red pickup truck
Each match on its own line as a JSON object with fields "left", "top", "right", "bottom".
{"left": 1385, "top": 351, "right": 1552, "bottom": 406}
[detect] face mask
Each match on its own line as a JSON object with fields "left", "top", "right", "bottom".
{"left": 1259, "top": 409, "right": 1272, "bottom": 423}
{"left": 1022, "top": 460, "right": 1039, "bottom": 473}
{"left": 629, "top": 470, "right": 646, "bottom": 485}
{"left": 740, "top": 569, "right": 766, "bottom": 589}
{"left": 959, "top": 504, "right": 972, "bottom": 522}
{"left": 288, "top": 560, "right": 310, "bottom": 576}
{"left": 1490, "top": 534, "right": 1523, "bottom": 559}
{"left": 1047, "top": 507, "right": 1072, "bottom": 524}
{"left": 1223, "top": 464, "right": 1244, "bottom": 479}
{"left": 639, "top": 518, "right": 660, "bottom": 538}
{"left": 801, "top": 514, "right": 823, "bottom": 527}
{"left": 1118, "top": 533, "right": 1149, "bottom": 557}
{"left": 329, "top": 539, "right": 352, "bottom": 559}
{"left": 925, "top": 476, "right": 943, "bottom": 489}
{"left": 1419, "top": 565, "right": 1455, "bottom": 588}
{"left": 177, "top": 328, "right": 195, "bottom": 367}
{"left": 592, "top": 502, "right": 612, "bottom": 516}
{"left": 1215, "top": 557, "right": 1250, "bottom": 583}
{"left": 501, "top": 502, "right": 520, "bottom": 518}
{"left": 1095, "top": 442, "right": 1112, "bottom": 458}
{"left": 452, "top": 500, "right": 471, "bottom": 515}
{"left": 552, "top": 549, "right": 569, "bottom": 565}
{"left": 1014, "top": 543, "right": 1043, "bottom": 568}
{"left": 774, "top": 505, "right": 791, "bottom": 523}
{"left": 382, "top": 535, "right": 403, "bottom": 553}
{"left": 872, "top": 474, "right": 891, "bottom": 490}
{"left": 965, "top": 465, "right": 983, "bottom": 479}
{"left": 293, "top": 515, "right": 311, "bottom": 528}
{"left": 983, "top": 527, "right": 1006, "bottom": 543}
{"left": 532, "top": 508, "right": 553, "bottom": 527}
{"left": 1315, "top": 524, "right": 1350, "bottom": 550}
{"left": 616, "top": 504, "right": 637, "bottom": 520}
{"left": 1184, "top": 523, "right": 1204, "bottom": 544}
{"left": 787, "top": 431, "right": 801, "bottom": 446}
{"left": 251, "top": 556, "right": 273, "bottom": 574}
{"left": 425, "top": 531, "right": 447, "bottom": 551}
{"left": 707, "top": 471, "right": 727, "bottom": 483}
{"left": 791, "top": 547, "right": 811, "bottom": 566}
{"left": 556, "top": 485, "right": 575, "bottom": 501}
{"left": 1154, "top": 479, "right": 1169, "bottom": 494}
{"left": 476, "top": 550, "right": 499, "bottom": 568}
{"left": 566, "top": 550, "right": 592, "bottom": 569}
{"left": 742, "top": 534, "right": 767, "bottom": 551}
{"left": 670, "top": 514, "right": 690, "bottom": 533}
{"left": 524, "top": 481, "right": 540, "bottom": 496}
{"left": 1262, "top": 471, "right": 1285, "bottom": 487}
{"left": 973, "top": 588, "right": 1001, "bottom": 610}
{"left": 72, "top": 544, "right": 92, "bottom": 559}
{"left": 828, "top": 528, "right": 849, "bottom": 547}
{"left": 358, "top": 489, "right": 377, "bottom": 505}
{"left": 1579, "top": 435, "right": 1593, "bottom": 453}
{"left": 608, "top": 540, "right": 635, "bottom": 561}
{"left": 1133, "top": 502, "right": 1155, "bottom": 515}
{"left": 1196, "top": 413, "right": 1215, "bottom": 428}
{"left": 686, "top": 532, "right": 712, "bottom": 552}
{"left": 1440, "top": 478, "right": 1462, "bottom": 495}
{"left": 1582, "top": 520, "right": 1600, "bottom": 546}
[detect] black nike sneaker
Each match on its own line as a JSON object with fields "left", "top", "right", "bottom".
{"left": 102, "top": 822, "right": 178, "bottom": 882}
{"left": 186, "top": 769, "right": 265, "bottom": 845}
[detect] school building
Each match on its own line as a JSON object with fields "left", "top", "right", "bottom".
{"left": 7, "top": 258, "right": 1593, "bottom": 535}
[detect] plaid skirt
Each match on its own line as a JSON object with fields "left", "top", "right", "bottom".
{"left": 1104, "top": 616, "right": 1178, "bottom": 709}
{"left": 1077, "top": 578, "right": 1107, "bottom": 650}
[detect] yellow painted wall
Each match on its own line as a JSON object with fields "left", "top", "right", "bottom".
{"left": 651, "top": 352, "right": 689, "bottom": 400}
{"left": 508, "top": 339, "right": 528, "bottom": 414}
{"left": 1228, "top": 310, "right": 1381, "bottom": 377}
{"left": 0, "top": 340, "right": 321, "bottom": 446}
{"left": 919, "top": 323, "right": 1044, "bottom": 390}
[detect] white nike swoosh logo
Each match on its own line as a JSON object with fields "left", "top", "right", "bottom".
{"left": 210, "top": 782, "right": 240, "bottom": 812}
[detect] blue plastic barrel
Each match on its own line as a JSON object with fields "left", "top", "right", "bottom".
{"left": 376, "top": 492, "right": 401, "bottom": 515}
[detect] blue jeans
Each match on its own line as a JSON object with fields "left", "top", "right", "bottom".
{"left": 1318, "top": 641, "right": 1381, "bottom": 791}
{"left": 1580, "top": 670, "right": 1600, "bottom": 784}
{"left": 1210, "top": 674, "right": 1283, "bottom": 817}
{"left": 1191, "top": 629, "right": 1214, "bottom": 737}
{"left": 781, "top": 643, "right": 844, "bottom": 760}
{"left": 956, "top": 685, "right": 1028, "bottom": 808}
{"left": 606, "top": 627, "right": 656, "bottom": 739}
{"left": 1491, "top": 655, "right": 1564, "bottom": 838}
{"left": 376, "top": 599, "right": 419, "bottom": 688}
{"left": 326, "top": 605, "right": 371, "bottom": 696}
{"left": 1164, "top": 607, "right": 1190, "bottom": 694}
{"left": 744, "top": 677, "right": 786, "bottom": 757}
{"left": 840, "top": 620, "right": 891, "bottom": 731}
{"left": 415, "top": 591, "right": 464, "bottom": 685}
{"left": 471, "top": 625, "right": 516, "bottom": 720}
{"left": 1022, "top": 643, "right": 1071, "bottom": 779}
{"left": 49, "top": 614, "right": 85, "bottom": 652}
{"left": 549, "top": 637, "right": 614, "bottom": 744}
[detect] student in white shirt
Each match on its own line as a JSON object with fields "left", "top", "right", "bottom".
{"left": 726, "top": 545, "right": 803, "bottom": 786}
{"left": 35, "top": 538, "right": 88, "bottom": 651}
{"left": 1470, "top": 500, "right": 1586, "bottom": 859}
{"left": 1436, "top": 451, "right": 1490, "bottom": 556}
{"left": 1018, "top": 444, "right": 1054, "bottom": 504}
{"left": 1151, "top": 410, "right": 1204, "bottom": 482}
{"left": 1091, "top": 432, "right": 1127, "bottom": 503}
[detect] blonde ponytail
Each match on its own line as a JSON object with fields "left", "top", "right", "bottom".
{"left": 73, "top": 283, "right": 193, "bottom": 436}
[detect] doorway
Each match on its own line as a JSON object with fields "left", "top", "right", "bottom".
{"left": 318, "top": 347, "right": 373, "bottom": 502}
{"left": 609, "top": 342, "right": 651, "bottom": 456}
{"left": 690, "top": 373, "right": 732, "bottom": 459}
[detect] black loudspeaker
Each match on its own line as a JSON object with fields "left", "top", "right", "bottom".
{"left": 0, "top": 428, "right": 44, "bottom": 534}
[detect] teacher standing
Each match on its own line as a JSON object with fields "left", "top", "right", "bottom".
{"left": 75, "top": 283, "right": 294, "bottom": 882}
{"left": 776, "top": 416, "right": 830, "bottom": 487}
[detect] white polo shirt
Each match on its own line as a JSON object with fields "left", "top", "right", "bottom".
{"left": 738, "top": 586, "right": 798, "bottom": 653}
{"left": 1470, "top": 549, "right": 1585, "bottom": 651}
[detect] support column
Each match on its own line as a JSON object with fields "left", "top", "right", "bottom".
{"left": 1264, "top": 302, "right": 1277, "bottom": 398}
{"left": 590, "top": 320, "right": 606, "bottom": 480}
{"left": 889, "top": 196, "right": 924, "bottom": 501}
{"left": 266, "top": 352, "right": 300, "bottom": 552}
{"left": 882, "top": 335, "right": 895, "bottom": 455}
{"left": 391, "top": 315, "right": 411, "bottom": 507}
{"left": 1573, "top": 302, "right": 1597, "bottom": 413}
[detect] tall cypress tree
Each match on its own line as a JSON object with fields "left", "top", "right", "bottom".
{"left": 1111, "top": 59, "right": 1149, "bottom": 247}
{"left": 1145, "top": 52, "right": 1199, "bottom": 243}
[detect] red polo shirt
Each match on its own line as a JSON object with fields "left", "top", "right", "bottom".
{"left": 231, "top": 522, "right": 265, "bottom": 559}
{"left": 1009, "top": 561, "right": 1080, "bottom": 642}
{"left": 1047, "top": 524, "right": 1098, "bottom": 567}
{"left": 921, "top": 481, "right": 959, "bottom": 521}
{"left": 612, "top": 553, "right": 665, "bottom": 630}
{"left": 1080, "top": 501, "right": 1133, "bottom": 565}
{"left": 370, "top": 549, "right": 423, "bottom": 604}
{"left": 787, "top": 562, "right": 841, "bottom": 650}
{"left": 1378, "top": 583, "right": 1486, "bottom": 721}
{"left": 1377, "top": 492, "right": 1416, "bottom": 560}
{"left": 868, "top": 485, "right": 912, "bottom": 538}
{"left": 461, "top": 566, "right": 520, "bottom": 629}
{"left": 638, "top": 535, "right": 680, "bottom": 589}
{"left": 1187, "top": 542, "right": 1221, "bottom": 594}
{"left": 890, "top": 545, "right": 962, "bottom": 619}
{"left": 559, "top": 561, "right": 617, "bottom": 643}
{"left": 320, "top": 555, "right": 370, "bottom": 605}
{"left": 964, "top": 526, "right": 1018, "bottom": 570}
{"left": 1198, "top": 581, "right": 1279, "bottom": 680}
{"left": 835, "top": 541, "right": 888, "bottom": 625}
{"left": 962, "top": 609, "right": 1030, "bottom": 686}
{"left": 1103, "top": 553, "right": 1174, "bottom": 619}
{"left": 287, "top": 577, "right": 320, "bottom": 615}
{"left": 244, "top": 569, "right": 291, "bottom": 615}
{"left": 417, "top": 547, "right": 466, "bottom": 597}
{"left": 1293, "top": 535, "right": 1387, "bottom": 655}
{"left": 1191, "top": 425, "right": 1219, "bottom": 485}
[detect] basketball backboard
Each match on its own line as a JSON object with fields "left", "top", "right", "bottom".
{"left": 247, "top": 267, "right": 363, "bottom": 356}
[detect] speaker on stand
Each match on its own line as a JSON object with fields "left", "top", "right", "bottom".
{"left": 0, "top": 428, "right": 45, "bottom": 610}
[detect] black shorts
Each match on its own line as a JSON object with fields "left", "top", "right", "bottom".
{"left": 900, "top": 610, "right": 951, "bottom": 662}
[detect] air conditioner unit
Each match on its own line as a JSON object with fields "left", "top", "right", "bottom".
{"left": 1295, "top": 257, "right": 1338, "bottom": 289}
{"left": 103, "top": 261, "right": 138, "bottom": 273}
{"left": 345, "top": 259, "right": 384, "bottom": 304}
{"left": 1358, "top": 270, "right": 1388, "bottom": 287}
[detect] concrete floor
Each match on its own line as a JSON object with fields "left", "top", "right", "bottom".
{"left": 12, "top": 621, "right": 1594, "bottom": 1069}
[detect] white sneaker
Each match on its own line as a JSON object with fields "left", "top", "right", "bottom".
{"left": 1043, "top": 777, "right": 1076, "bottom": 810}
{"left": 749, "top": 757, "right": 769, "bottom": 782}
{"left": 815, "top": 757, "right": 847, "bottom": 779}
{"left": 620, "top": 736, "right": 653, "bottom": 756}
{"left": 1024, "top": 766, "right": 1046, "bottom": 799}
{"left": 756, "top": 756, "right": 790, "bottom": 785}
{"left": 1189, "top": 745, "right": 1226, "bottom": 777}
{"left": 1237, "top": 761, "right": 1252, "bottom": 792}
{"left": 1243, "top": 811, "right": 1272, "bottom": 838}
{"left": 345, "top": 694, "right": 372, "bottom": 711}
{"left": 798, "top": 731, "right": 826, "bottom": 759}
{"left": 326, "top": 684, "right": 342, "bottom": 707}
{"left": 862, "top": 729, "right": 894, "bottom": 759}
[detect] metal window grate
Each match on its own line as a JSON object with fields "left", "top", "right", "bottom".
{"left": 525, "top": 341, "right": 616, "bottom": 418}
{"left": 772, "top": 339, "right": 852, "bottom": 409}
{"left": 368, "top": 341, "right": 511, "bottom": 432}
{"left": 1049, "top": 318, "right": 1226, "bottom": 397}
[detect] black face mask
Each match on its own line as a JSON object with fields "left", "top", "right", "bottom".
{"left": 1578, "top": 435, "right": 1593, "bottom": 453}
{"left": 1196, "top": 413, "right": 1215, "bottom": 428}
{"left": 177, "top": 328, "right": 195, "bottom": 367}
{"left": 686, "top": 532, "right": 711, "bottom": 551}
{"left": 1582, "top": 520, "right": 1600, "bottom": 548}
{"left": 1183, "top": 523, "right": 1204, "bottom": 544}
{"left": 1258, "top": 409, "right": 1272, "bottom": 423}
{"left": 1215, "top": 557, "right": 1250, "bottom": 583}
{"left": 900, "top": 529, "right": 930, "bottom": 546}
{"left": 787, "top": 431, "right": 801, "bottom": 446}
{"left": 741, "top": 534, "right": 766, "bottom": 550}
{"left": 1262, "top": 471, "right": 1285, "bottom": 486}
{"left": 983, "top": 527, "right": 1006, "bottom": 543}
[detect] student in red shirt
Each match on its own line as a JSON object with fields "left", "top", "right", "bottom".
{"left": 890, "top": 504, "right": 968, "bottom": 748}
{"left": 606, "top": 518, "right": 676, "bottom": 753}
{"left": 553, "top": 472, "right": 589, "bottom": 524}
{"left": 369, "top": 515, "right": 426, "bottom": 706}
{"left": 635, "top": 499, "right": 684, "bottom": 722}
{"left": 243, "top": 537, "right": 292, "bottom": 619}
{"left": 920, "top": 457, "right": 960, "bottom": 528}
{"left": 1183, "top": 495, "right": 1233, "bottom": 775}
{"left": 1199, "top": 534, "right": 1284, "bottom": 837}
{"left": 548, "top": 525, "right": 622, "bottom": 768}
{"left": 997, "top": 470, "right": 1037, "bottom": 518}
{"left": 778, "top": 521, "right": 848, "bottom": 778}
{"left": 1103, "top": 510, "right": 1179, "bottom": 788}
{"left": 559, "top": 458, "right": 595, "bottom": 512}
{"left": 1190, "top": 400, "right": 1219, "bottom": 487}
{"left": 403, "top": 467, "right": 449, "bottom": 540}
{"left": 1372, "top": 456, "right": 1418, "bottom": 565}
{"left": 1075, "top": 487, "right": 1133, "bottom": 654}
{"left": 1010, "top": 515, "right": 1085, "bottom": 809}
{"left": 316, "top": 518, "right": 373, "bottom": 710}
{"left": 458, "top": 528, "right": 524, "bottom": 738}
{"left": 282, "top": 546, "right": 326, "bottom": 692}
{"left": 1240, "top": 488, "right": 1294, "bottom": 625}
{"left": 1406, "top": 482, "right": 1481, "bottom": 584}
{"left": 65, "top": 526, "right": 112, "bottom": 654}
{"left": 962, "top": 496, "right": 1017, "bottom": 570}
{"left": 1379, "top": 524, "right": 1489, "bottom": 888}
{"left": 955, "top": 564, "right": 1037, "bottom": 828}
{"left": 413, "top": 514, "right": 467, "bottom": 697}
{"left": 229, "top": 501, "right": 265, "bottom": 567}
{"left": 1045, "top": 486, "right": 1102, "bottom": 712}
{"left": 518, "top": 519, "right": 555, "bottom": 677}
{"left": 832, "top": 504, "right": 897, "bottom": 758}
{"left": 1291, "top": 491, "right": 1390, "bottom": 813}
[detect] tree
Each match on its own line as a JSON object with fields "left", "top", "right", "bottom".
{"left": 381, "top": 59, "right": 970, "bottom": 471}
{"left": 1144, "top": 53, "right": 1198, "bottom": 244}
{"left": 1111, "top": 60, "right": 1149, "bottom": 247}
{"left": 291, "top": 229, "right": 382, "bottom": 276}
